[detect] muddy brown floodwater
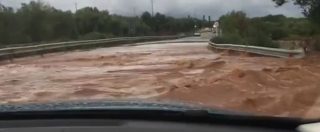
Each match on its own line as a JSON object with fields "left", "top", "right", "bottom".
{"left": 0, "top": 42, "right": 320, "bottom": 119}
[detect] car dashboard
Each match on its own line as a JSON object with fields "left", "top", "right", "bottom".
{"left": 0, "top": 119, "right": 297, "bottom": 132}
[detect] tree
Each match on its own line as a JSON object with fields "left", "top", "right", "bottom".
{"left": 0, "top": 6, "right": 23, "bottom": 44}
{"left": 0, "top": 1, "right": 200, "bottom": 46}
{"left": 141, "top": 12, "right": 153, "bottom": 26}
{"left": 75, "top": 7, "right": 102, "bottom": 34}
{"left": 154, "top": 12, "right": 166, "bottom": 33}
{"left": 272, "top": 0, "right": 320, "bottom": 24}
{"left": 17, "top": 1, "right": 55, "bottom": 42}
{"left": 220, "top": 11, "right": 249, "bottom": 37}
{"left": 50, "top": 10, "right": 77, "bottom": 40}
{"left": 215, "top": 11, "right": 278, "bottom": 48}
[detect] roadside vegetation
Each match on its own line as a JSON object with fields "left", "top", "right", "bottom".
{"left": 213, "top": 0, "right": 320, "bottom": 49}
{"left": 1, "top": 0, "right": 319, "bottom": 50}
{"left": 212, "top": 11, "right": 320, "bottom": 48}
{"left": 0, "top": 1, "right": 207, "bottom": 46}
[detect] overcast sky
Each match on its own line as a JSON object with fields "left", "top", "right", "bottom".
{"left": 1, "top": 0, "right": 304, "bottom": 19}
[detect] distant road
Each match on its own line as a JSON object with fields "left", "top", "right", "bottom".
{"left": 132, "top": 36, "right": 209, "bottom": 46}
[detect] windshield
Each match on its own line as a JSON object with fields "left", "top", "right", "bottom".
{"left": 0, "top": 0, "right": 319, "bottom": 120}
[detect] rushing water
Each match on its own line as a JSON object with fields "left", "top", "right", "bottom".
{"left": 0, "top": 42, "right": 319, "bottom": 119}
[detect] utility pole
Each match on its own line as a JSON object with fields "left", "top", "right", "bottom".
{"left": 151, "top": 0, "right": 154, "bottom": 16}
{"left": 192, "top": 9, "right": 196, "bottom": 19}
{"left": 0, "top": 0, "right": 3, "bottom": 11}
{"left": 74, "top": 2, "right": 78, "bottom": 12}
{"left": 74, "top": 2, "right": 79, "bottom": 38}
{"left": 130, "top": 7, "right": 137, "bottom": 36}
{"left": 133, "top": 7, "right": 137, "bottom": 17}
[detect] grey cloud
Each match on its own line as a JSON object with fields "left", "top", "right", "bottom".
{"left": 1, "top": 0, "right": 304, "bottom": 19}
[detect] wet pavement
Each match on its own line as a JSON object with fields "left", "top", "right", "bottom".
{"left": 0, "top": 41, "right": 319, "bottom": 119}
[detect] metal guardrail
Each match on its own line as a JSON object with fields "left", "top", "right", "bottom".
{"left": 0, "top": 36, "right": 182, "bottom": 61}
{"left": 208, "top": 42, "right": 305, "bottom": 58}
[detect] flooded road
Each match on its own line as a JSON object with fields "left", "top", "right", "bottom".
{"left": 0, "top": 41, "right": 320, "bottom": 119}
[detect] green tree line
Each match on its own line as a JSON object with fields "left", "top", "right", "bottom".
{"left": 212, "top": 11, "right": 320, "bottom": 48}
{"left": 272, "top": 0, "right": 320, "bottom": 25}
{"left": 0, "top": 1, "right": 204, "bottom": 46}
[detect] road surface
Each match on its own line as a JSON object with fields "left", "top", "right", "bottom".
{"left": 0, "top": 37, "right": 319, "bottom": 119}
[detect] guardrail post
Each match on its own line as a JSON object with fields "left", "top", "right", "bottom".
{"left": 8, "top": 56, "right": 13, "bottom": 63}
{"left": 289, "top": 53, "right": 293, "bottom": 58}
{"left": 241, "top": 51, "right": 249, "bottom": 57}
{"left": 8, "top": 49, "right": 14, "bottom": 63}
{"left": 224, "top": 49, "right": 231, "bottom": 55}
{"left": 64, "top": 46, "right": 68, "bottom": 53}
{"left": 37, "top": 49, "right": 44, "bottom": 58}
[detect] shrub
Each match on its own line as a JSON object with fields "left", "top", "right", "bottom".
{"left": 271, "top": 28, "right": 289, "bottom": 40}
{"left": 211, "top": 33, "right": 279, "bottom": 48}
{"left": 245, "top": 27, "right": 279, "bottom": 48}
{"left": 211, "top": 33, "right": 242, "bottom": 44}
{"left": 79, "top": 32, "right": 107, "bottom": 40}
{"left": 211, "top": 36, "right": 226, "bottom": 44}
{"left": 246, "top": 36, "right": 279, "bottom": 48}
{"left": 314, "top": 37, "right": 320, "bottom": 51}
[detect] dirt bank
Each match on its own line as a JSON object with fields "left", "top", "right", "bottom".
{"left": 0, "top": 42, "right": 319, "bottom": 119}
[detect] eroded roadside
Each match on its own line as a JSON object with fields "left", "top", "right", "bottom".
{"left": 0, "top": 42, "right": 319, "bottom": 119}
